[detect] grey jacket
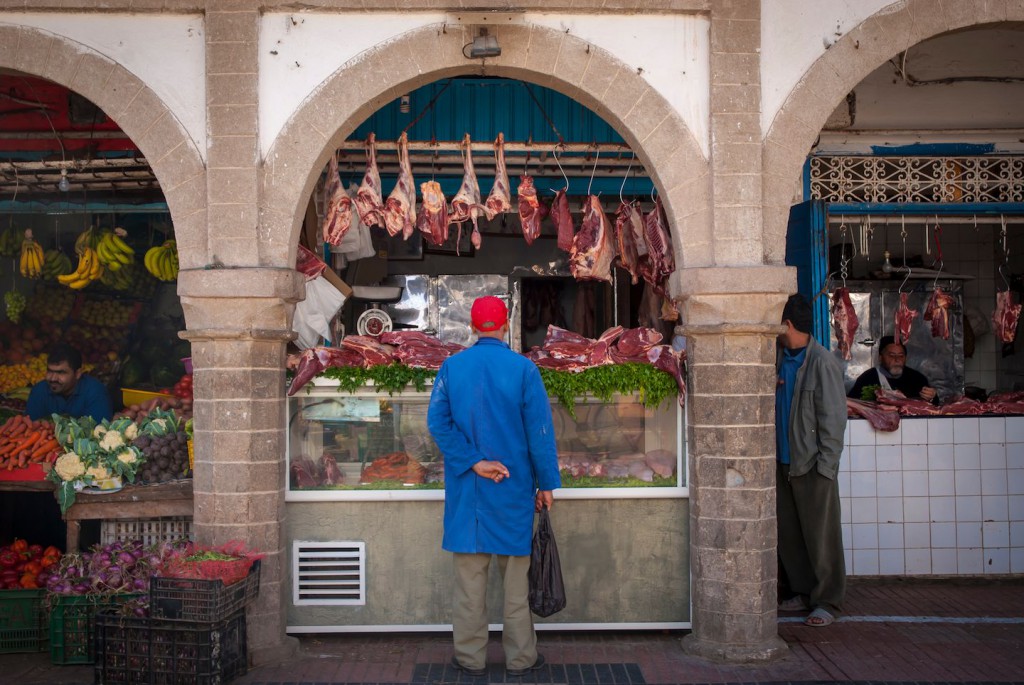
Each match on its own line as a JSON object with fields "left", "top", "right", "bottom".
{"left": 781, "top": 336, "right": 848, "bottom": 480}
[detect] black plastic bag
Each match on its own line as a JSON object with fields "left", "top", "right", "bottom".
{"left": 528, "top": 507, "right": 566, "bottom": 617}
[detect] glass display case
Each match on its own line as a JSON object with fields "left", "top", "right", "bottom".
{"left": 286, "top": 380, "right": 686, "bottom": 501}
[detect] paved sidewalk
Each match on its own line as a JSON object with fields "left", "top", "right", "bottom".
{"left": 6, "top": 577, "right": 1024, "bottom": 684}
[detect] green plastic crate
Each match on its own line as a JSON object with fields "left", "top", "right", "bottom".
{"left": 0, "top": 588, "right": 46, "bottom": 654}
{"left": 49, "top": 593, "right": 143, "bottom": 665}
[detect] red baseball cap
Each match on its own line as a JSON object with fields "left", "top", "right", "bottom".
{"left": 471, "top": 296, "right": 508, "bottom": 332}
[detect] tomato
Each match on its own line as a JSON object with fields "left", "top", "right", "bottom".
{"left": 0, "top": 550, "right": 18, "bottom": 568}
{"left": 28, "top": 544, "right": 43, "bottom": 559}
{"left": 23, "top": 561, "right": 42, "bottom": 575}
{"left": 41, "top": 553, "right": 60, "bottom": 569}
{"left": 19, "top": 574, "right": 39, "bottom": 589}
{"left": 43, "top": 546, "right": 60, "bottom": 558}
{"left": 10, "top": 539, "right": 27, "bottom": 554}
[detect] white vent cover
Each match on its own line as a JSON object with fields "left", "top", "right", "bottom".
{"left": 293, "top": 541, "right": 366, "bottom": 606}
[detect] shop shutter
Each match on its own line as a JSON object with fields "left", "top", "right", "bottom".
{"left": 785, "top": 200, "right": 831, "bottom": 346}
{"left": 292, "top": 541, "right": 365, "bottom": 606}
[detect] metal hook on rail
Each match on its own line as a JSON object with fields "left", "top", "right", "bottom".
{"left": 619, "top": 154, "right": 635, "bottom": 205}
{"left": 552, "top": 146, "right": 569, "bottom": 193}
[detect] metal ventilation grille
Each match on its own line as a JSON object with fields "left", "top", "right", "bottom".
{"left": 293, "top": 541, "right": 365, "bottom": 606}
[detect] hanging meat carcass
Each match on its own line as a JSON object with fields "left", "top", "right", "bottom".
{"left": 638, "top": 198, "right": 675, "bottom": 289}
{"left": 614, "top": 201, "right": 643, "bottom": 285}
{"left": 416, "top": 180, "right": 448, "bottom": 247}
{"left": 923, "top": 286, "right": 956, "bottom": 340}
{"left": 322, "top": 153, "right": 353, "bottom": 246}
{"left": 383, "top": 132, "right": 417, "bottom": 239}
{"left": 518, "top": 175, "right": 543, "bottom": 246}
{"left": 484, "top": 133, "right": 511, "bottom": 219}
{"left": 354, "top": 133, "right": 385, "bottom": 229}
{"left": 450, "top": 133, "right": 485, "bottom": 251}
{"left": 894, "top": 292, "right": 918, "bottom": 345}
{"left": 831, "top": 287, "right": 859, "bottom": 361}
{"left": 993, "top": 290, "right": 1022, "bottom": 344}
{"left": 552, "top": 189, "right": 574, "bottom": 252}
{"left": 569, "top": 195, "right": 616, "bottom": 283}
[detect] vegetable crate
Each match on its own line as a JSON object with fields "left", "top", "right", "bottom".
{"left": 0, "top": 588, "right": 46, "bottom": 654}
{"left": 100, "top": 517, "right": 194, "bottom": 547}
{"left": 94, "top": 608, "right": 247, "bottom": 685}
{"left": 149, "top": 559, "right": 260, "bottom": 623}
{"left": 48, "top": 593, "right": 142, "bottom": 665}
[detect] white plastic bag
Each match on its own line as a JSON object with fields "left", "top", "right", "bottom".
{"left": 292, "top": 275, "right": 348, "bottom": 349}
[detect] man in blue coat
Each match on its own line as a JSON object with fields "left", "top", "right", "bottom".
{"left": 428, "top": 296, "right": 561, "bottom": 677}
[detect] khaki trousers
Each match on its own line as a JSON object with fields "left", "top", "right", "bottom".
{"left": 452, "top": 552, "right": 537, "bottom": 670}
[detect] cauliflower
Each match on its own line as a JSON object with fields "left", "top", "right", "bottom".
{"left": 86, "top": 465, "right": 111, "bottom": 482}
{"left": 93, "top": 425, "right": 108, "bottom": 439}
{"left": 99, "top": 430, "right": 126, "bottom": 451}
{"left": 116, "top": 449, "right": 137, "bottom": 465}
{"left": 54, "top": 452, "right": 86, "bottom": 481}
{"left": 149, "top": 418, "right": 168, "bottom": 431}
{"left": 124, "top": 423, "right": 139, "bottom": 440}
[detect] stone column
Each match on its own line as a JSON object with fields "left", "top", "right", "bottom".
{"left": 679, "top": 266, "right": 792, "bottom": 663}
{"left": 179, "top": 268, "right": 304, "bottom": 664}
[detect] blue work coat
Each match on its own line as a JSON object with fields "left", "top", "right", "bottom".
{"left": 428, "top": 337, "right": 561, "bottom": 556}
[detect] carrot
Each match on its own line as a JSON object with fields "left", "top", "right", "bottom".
{"left": 17, "top": 450, "right": 29, "bottom": 468}
{"left": 16, "top": 431, "right": 42, "bottom": 453}
{"left": 29, "top": 438, "right": 59, "bottom": 462}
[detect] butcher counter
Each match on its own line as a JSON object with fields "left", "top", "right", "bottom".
{"left": 284, "top": 380, "right": 690, "bottom": 632}
{"left": 840, "top": 415, "right": 1024, "bottom": 575}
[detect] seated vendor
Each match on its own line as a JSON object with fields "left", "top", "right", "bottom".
{"left": 848, "top": 335, "right": 937, "bottom": 402}
{"left": 26, "top": 343, "right": 113, "bottom": 423}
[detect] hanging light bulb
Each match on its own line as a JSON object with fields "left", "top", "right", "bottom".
{"left": 58, "top": 168, "right": 70, "bottom": 192}
{"left": 882, "top": 250, "right": 894, "bottom": 274}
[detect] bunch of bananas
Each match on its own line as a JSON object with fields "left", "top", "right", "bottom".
{"left": 0, "top": 226, "right": 22, "bottom": 257}
{"left": 19, "top": 230, "right": 45, "bottom": 279}
{"left": 95, "top": 228, "right": 135, "bottom": 271}
{"left": 144, "top": 240, "right": 179, "bottom": 281}
{"left": 57, "top": 247, "right": 104, "bottom": 290}
{"left": 41, "top": 249, "right": 73, "bottom": 279}
{"left": 100, "top": 261, "right": 140, "bottom": 291}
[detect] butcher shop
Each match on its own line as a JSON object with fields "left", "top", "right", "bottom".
{"left": 282, "top": 77, "right": 689, "bottom": 632}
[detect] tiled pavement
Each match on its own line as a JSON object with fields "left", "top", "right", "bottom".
{"left": 6, "top": 577, "right": 1024, "bottom": 684}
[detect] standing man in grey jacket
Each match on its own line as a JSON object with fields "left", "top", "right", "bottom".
{"left": 775, "top": 294, "right": 848, "bottom": 627}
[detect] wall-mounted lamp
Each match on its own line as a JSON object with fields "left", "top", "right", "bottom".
{"left": 399, "top": 94, "right": 411, "bottom": 114}
{"left": 467, "top": 28, "right": 501, "bottom": 58}
{"left": 58, "top": 168, "right": 70, "bottom": 192}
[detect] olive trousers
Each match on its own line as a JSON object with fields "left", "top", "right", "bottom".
{"left": 776, "top": 462, "right": 847, "bottom": 616}
{"left": 452, "top": 552, "right": 537, "bottom": 670}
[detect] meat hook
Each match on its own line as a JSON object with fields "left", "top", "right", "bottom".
{"left": 931, "top": 223, "right": 944, "bottom": 289}
{"left": 552, "top": 146, "right": 569, "bottom": 193}
{"left": 587, "top": 145, "right": 600, "bottom": 197}
{"left": 619, "top": 154, "right": 634, "bottom": 204}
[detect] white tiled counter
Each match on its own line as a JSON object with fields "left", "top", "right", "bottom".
{"left": 840, "top": 416, "right": 1024, "bottom": 575}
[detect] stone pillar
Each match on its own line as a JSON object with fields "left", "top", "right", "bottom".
{"left": 679, "top": 266, "right": 793, "bottom": 663}
{"left": 179, "top": 268, "right": 304, "bottom": 664}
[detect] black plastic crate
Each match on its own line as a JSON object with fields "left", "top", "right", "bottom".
{"left": 149, "top": 559, "right": 260, "bottom": 623}
{"left": 93, "top": 608, "right": 247, "bottom": 685}
{"left": 49, "top": 593, "right": 142, "bottom": 664}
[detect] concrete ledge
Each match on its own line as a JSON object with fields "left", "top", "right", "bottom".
{"left": 680, "top": 633, "right": 788, "bottom": 664}
{"left": 677, "top": 265, "right": 795, "bottom": 296}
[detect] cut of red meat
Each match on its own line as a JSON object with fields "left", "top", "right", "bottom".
{"left": 569, "top": 195, "right": 615, "bottom": 283}
{"left": 552, "top": 189, "right": 575, "bottom": 252}
{"left": 354, "top": 133, "right": 384, "bottom": 229}
{"left": 894, "top": 292, "right": 918, "bottom": 345}
{"left": 993, "top": 290, "right": 1022, "bottom": 343}
{"left": 846, "top": 398, "right": 900, "bottom": 432}
{"left": 322, "top": 153, "right": 353, "bottom": 246}
{"left": 831, "top": 287, "right": 859, "bottom": 360}
{"left": 923, "top": 287, "right": 955, "bottom": 340}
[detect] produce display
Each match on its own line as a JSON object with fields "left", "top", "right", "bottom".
{"left": 0, "top": 353, "right": 46, "bottom": 394}
{"left": 134, "top": 430, "right": 191, "bottom": 484}
{"left": 0, "top": 415, "right": 60, "bottom": 470}
{"left": 4, "top": 289, "right": 25, "bottom": 323}
{"left": 115, "top": 395, "right": 193, "bottom": 425}
{"left": 45, "top": 539, "right": 161, "bottom": 598}
{"left": 0, "top": 538, "right": 62, "bottom": 590}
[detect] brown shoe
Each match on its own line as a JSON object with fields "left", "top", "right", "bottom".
{"left": 506, "top": 653, "right": 546, "bottom": 677}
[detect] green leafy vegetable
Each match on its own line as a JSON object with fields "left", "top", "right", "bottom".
{"left": 539, "top": 363, "right": 677, "bottom": 419}
{"left": 860, "top": 384, "right": 880, "bottom": 402}
{"left": 319, "top": 363, "right": 436, "bottom": 395}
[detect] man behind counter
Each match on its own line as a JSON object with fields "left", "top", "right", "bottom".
{"left": 848, "top": 335, "right": 937, "bottom": 402}
{"left": 26, "top": 342, "right": 113, "bottom": 423}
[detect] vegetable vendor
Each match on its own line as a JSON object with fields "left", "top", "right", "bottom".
{"left": 26, "top": 342, "right": 113, "bottom": 423}
{"left": 847, "top": 335, "right": 937, "bottom": 402}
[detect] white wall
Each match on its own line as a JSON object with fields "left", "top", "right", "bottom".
{"left": 0, "top": 14, "right": 206, "bottom": 157}
{"left": 760, "top": 0, "right": 898, "bottom": 136}
{"left": 258, "top": 12, "right": 710, "bottom": 159}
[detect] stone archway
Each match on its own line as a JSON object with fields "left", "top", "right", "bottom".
{"left": 761, "top": 2, "right": 1024, "bottom": 265}
{"left": 0, "top": 22, "right": 206, "bottom": 267}
{"left": 260, "top": 21, "right": 709, "bottom": 278}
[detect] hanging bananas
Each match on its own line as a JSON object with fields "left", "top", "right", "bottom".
{"left": 57, "top": 246, "right": 104, "bottom": 290}
{"left": 95, "top": 227, "right": 135, "bottom": 272}
{"left": 144, "top": 240, "right": 179, "bottom": 281}
{"left": 19, "top": 230, "right": 45, "bottom": 279}
{"left": 41, "top": 249, "right": 73, "bottom": 279}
